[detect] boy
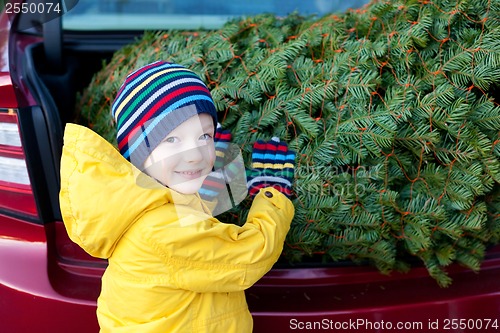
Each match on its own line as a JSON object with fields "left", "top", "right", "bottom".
{"left": 59, "top": 61, "right": 295, "bottom": 332}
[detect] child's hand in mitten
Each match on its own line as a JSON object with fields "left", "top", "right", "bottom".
{"left": 246, "top": 137, "right": 295, "bottom": 198}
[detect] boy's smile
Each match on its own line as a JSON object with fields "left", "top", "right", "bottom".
{"left": 176, "top": 169, "right": 204, "bottom": 180}
{"left": 142, "top": 113, "right": 216, "bottom": 194}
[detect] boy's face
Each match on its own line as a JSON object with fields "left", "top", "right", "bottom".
{"left": 142, "top": 113, "right": 215, "bottom": 194}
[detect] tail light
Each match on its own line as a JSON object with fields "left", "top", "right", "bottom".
{"left": 0, "top": 109, "right": 38, "bottom": 218}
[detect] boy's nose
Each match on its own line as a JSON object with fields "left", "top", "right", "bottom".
{"left": 182, "top": 145, "right": 205, "bottom": 163}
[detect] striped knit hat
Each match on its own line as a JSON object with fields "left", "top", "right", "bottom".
{"left": 111, "top": 61, "right": 218, "bottom": 168}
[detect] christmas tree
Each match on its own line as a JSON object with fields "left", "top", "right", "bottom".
{"left": 76, "top": 0, "right": 500, "bottom": 286}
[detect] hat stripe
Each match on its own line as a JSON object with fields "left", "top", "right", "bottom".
{"left": 114, "top": 67, "right": 196, "bottom": 121}
{"left": 112, "top": 62, "right": 179, "bottom": 114}
{"left": 116, "top": 81, "right": 211, "bottom": 138}
{"left": 125, "top": 60, "right": 169, "bottom": 82}
{"left": 121, "top": 94, "right": 214, "bottom": 157}
{"left": 118, "top": 90, "right": 213, "bottom": 151}
{"left": 118, "top": 85, "right": 212, "bottom": 147}
{"left": 113, "top": 62, "right": 177, "bottom": 113}
{"left": 114, "top": 61, "right": 166, "bottom": 101}
{"left": 116, "top": 74, "right": 205, "bottom": 131}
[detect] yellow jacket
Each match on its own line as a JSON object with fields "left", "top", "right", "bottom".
{"left": 59, "top": 124, "right": 294, "bottom": 333}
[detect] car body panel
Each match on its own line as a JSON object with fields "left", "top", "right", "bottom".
{"left": 0, "top": 215, "right": 99, "bottom": 332}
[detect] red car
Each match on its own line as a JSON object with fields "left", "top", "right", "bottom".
{"left": 1, "top": 1, "right": 499, "bottom": 332}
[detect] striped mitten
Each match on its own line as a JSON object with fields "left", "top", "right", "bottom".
{"left": 246, "top": 137, "right": 295, "bottom": 198}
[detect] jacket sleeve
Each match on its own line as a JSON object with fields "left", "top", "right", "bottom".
{"left": 144, "top": 187, "right": 294, "bottom": 293}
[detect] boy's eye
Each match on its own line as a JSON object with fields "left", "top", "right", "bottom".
{"left": 200, "top": 133, "right": 213, "bottom": 141}
{"left": 164, "top": 137, "right": 179, "bottom": 143}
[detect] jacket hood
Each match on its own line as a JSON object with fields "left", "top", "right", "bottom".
{"left": 59, "top": 124, "right": 200, "bottom": 259}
